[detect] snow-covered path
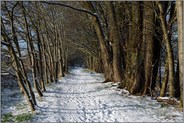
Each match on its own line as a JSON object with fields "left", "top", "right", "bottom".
{"left": 30, "top": 67, "right": 183, "bottom": 122}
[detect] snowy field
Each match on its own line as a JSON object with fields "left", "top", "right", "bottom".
{"left": 1, "top": 67, "right": 183, "bottom": 122}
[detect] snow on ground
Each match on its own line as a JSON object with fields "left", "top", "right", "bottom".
{"left": 1, "top": 67, "right": 183, "bottom": 122}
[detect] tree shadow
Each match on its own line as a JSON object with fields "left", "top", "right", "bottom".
{"left": 34, "top": 102, "right": 148, "bottom": 119}
{"left": 44, "top": 89, "right": 104, "bottom": 96}
{"left": 57, "top": 81, "right": 102, "bottom": 84}
{"left": 43, "top": 92, "right": 116, "bottom": 98}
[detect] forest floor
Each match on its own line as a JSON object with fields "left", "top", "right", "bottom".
{"left": 1, "top": 67, "right": 183, "bottom": 122}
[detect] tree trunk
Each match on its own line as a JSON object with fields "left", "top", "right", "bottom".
{"left": 64, "top": 45, "right": 69, "bottom": 73}
{"left": 36, "top": 28, "right": 46, "bottom": 91}
{"left": 82, "top": 2, "right": 113, "bottom": 82}
{"left": 157, "top": 2, "right": 175, "bottom": 97}
{"left": 174, "top": 62, "right": 180, "bottom": 98}
{"left": 160, "top": 61, "right": 169, "bottom": 97}
{"left": 3, "top": 4, "right": 37, "bottom": 107}
{"left": 122, "top": 2, "right": 145, "bottom": 94}
{"left": 151, "top": 17, "right": 162, "bottom": 92}
{"left": 58, "top": 35, "right": 64, "bottom": 77}
{"left": 142, "top": 1, "right": 154, "bottom": 95}
{"left": 106, "top": 1, "right": 122, "bottom": 82}
{"left": 41, "top": 34, "right": 50, "bottom": 84}
{"left": 22, "top": 6, "right": 43, "bottom": 97}
{"left": 176, "top": 1, "right": 183, "bottom": 108}
{"left": 2, "top": 33, "right": 35, "bottom": 111}
{"left": 93, "top": 17, "right": 113, "bottom": 82}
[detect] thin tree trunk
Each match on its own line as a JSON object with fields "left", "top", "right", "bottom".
{"left": 36, "top": 28, "right": 46, "bottom": 91}
{"left": 157, "top": 2, "right": 175, "bottom": 97}
{"left": 3, "top": 4, "right": 37, "bottom": 106}
{"left": 160, "top": 61, "right": 169, "bottom": 97}
{"left": 174, "top": 62, "right": 180, "bottom": 98}
{"left": 22, "top": 6, "right": 43, "bottom": 97}
{"left": 151, "top": 17, "right": 162, "bottom": 92}
{"left": 41, "top": 34, "right": 50, "bottom": 84}
{"left": 176, "top": 1, "right": 183, "bottom": 108}
{"left": 2, "top": 33, "right": 35, "bottom": 111}
{"left": 58, "top": 35, "right": 64, "bottom": 77}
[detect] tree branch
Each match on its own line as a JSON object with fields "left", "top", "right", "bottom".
{"left": 1, "top": 41, "right": 10, "bottom": 46}
{"left": 12, "top": 1, "right": 20, "bottom": 11}
{"left": 41, "top": 1, "right": 97, "bottom": 17}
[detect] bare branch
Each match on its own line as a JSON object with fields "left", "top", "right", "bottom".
{"left": 1, "top": 41, "right": 10, "bottom": 46}
{"left": 41, "top": 1, "right": 97, "bottom": 17}
{"left": 12, "top": 1, "right": 19, "bottom": 11}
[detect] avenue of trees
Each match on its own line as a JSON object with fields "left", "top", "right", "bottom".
{"left": 1, "top": 1, "right": 183, "bottom": 111}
